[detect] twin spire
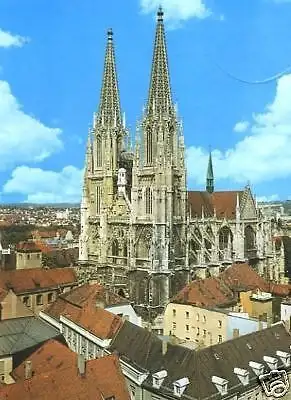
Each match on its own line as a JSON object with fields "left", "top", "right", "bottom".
{"left": 97, "top": 28, "right": 121, "bottom": 127}
{"left": 97, "top": 7, "right": 173, "bottom": 127}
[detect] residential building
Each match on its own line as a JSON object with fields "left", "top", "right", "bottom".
{"left": 0, "top": 267, "right": 78, "bottom": 315}
{"left": 0, "top": 288, "right": 33, "bottom": 320}
{"left": 0, "top": 339, "right": 130, "bottom": 400}
{"left": 15, "top": 241, "right": 42, "bottom": 270}
{"left": 0, "top": 316, "right": 62, "bottom": 384}
{"left": 39, "top": 282, "right": 142, "bottom": 329}
{"left": 77, "top": 7, "right": 286, "bottom": 331}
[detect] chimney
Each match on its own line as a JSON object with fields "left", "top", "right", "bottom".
{"left": 162, "top": 340, "right": 168, "bottom": 356}
{"left": 77, "top": 354, "right": 86, "bottom": 376}
{"left": 233, "top": 328, "right": 240, "bottom": 338}
{"left": 24, "top": 360, "right": 32, "bottom": 379}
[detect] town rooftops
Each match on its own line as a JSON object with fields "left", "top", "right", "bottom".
{"left": 110, "top": 320, "right": 291, "bottom": 400}
{"left": 15, "top": 241, "right": 41, "bottom": 253}
{"left": 172, "top": 263, "right": 291, "bottom": 307}
{"left": 43, "top": 282, "right": 128, "bottom": 322}
{"left": 0, "top": 267, "right": 77, "bottom": 294}
{"left": 1, "top": 340, "right": 130, "bottom": 400}
{"left": 0, "top": 316, "right": 61, "bottom": 356}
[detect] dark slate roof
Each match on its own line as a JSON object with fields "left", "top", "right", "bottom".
{"left": 0, "top": 316, "right": 61, "bottom": 356}
{"left": 110, "top": 321, "right": 291, "bottom": 400}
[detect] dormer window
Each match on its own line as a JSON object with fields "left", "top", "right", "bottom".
{"left": 276, "top": 350, "right": 291, "bottom": 367}
{"left": 263, "top": 356, "right": 278, "bottom": 370}
{"left": 212, "top": 376, "right": 228, "bottom": 395}
{"left": 234, "top": 368, "right": 249, "bottom": 386}
{"left": 249, "top": 361, "right": 264, "bottom": 376}
{"left": 173, "top": 377, "right": 190, "bottom": 397}
{"left": 152, "top": 370, "right": 167, "bottom": 389}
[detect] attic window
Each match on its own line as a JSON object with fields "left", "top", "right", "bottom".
{"left": 212, "top": 376, "right": 228, "bottom": 396}
{"left": 276, "top": 351, "right": 291, "bottom": 367}
{"left": 246, "top": 343, "right": 252, "bottom": 350}
{"left": 214, "top": 353, "right": 220, "bottom": 360}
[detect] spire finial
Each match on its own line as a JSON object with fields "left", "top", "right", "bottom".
{"left": 107, "top": 28, "right": 113, "bottom": 40}
{"left": 157, "top": 6, "right": 164, "bottom": 20}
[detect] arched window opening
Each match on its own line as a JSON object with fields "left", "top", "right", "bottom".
{"left": 123, "top": 244, "right": 128, "bottom": 258}
{"left": 96, "top": 136, "right": 102, "bottom": 167}
{"left": 244, "top": 225, "right": 256, "bottom": 257}
{"left": 112, "top": 239, "right": 119, "bottom": 264}
{"left": 146, "top": 129, "right": 153, "bottom": 164}
{"left": 145, "top": 187, "right": 153, "bottom": 215}
{"left": 219, "top": 226, "right": 233, "bottom": 260}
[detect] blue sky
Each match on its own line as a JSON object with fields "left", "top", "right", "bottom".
{"left": 0, "top": 0, "right": 291, "bottom": 203}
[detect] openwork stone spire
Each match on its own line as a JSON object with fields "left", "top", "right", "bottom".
{"left": 206, "top": 151, "right": 214, "bottom": 193}
{"left": 97, "top": 29, "right": 121, "bottom": 126}
{"left": 146, "top": 7, "right": 173, "bottom": 117}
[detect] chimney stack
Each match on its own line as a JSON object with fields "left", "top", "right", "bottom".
{"left": 77, "top": 354, "right": 86, "bottom": 376}
{"left": 233, "top": 328, "right": 240, "bottom": 339}
{"left": 24, "top": 360, "right": 32, "bottom": 379}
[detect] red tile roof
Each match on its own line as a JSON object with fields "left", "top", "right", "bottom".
{"left": 44, "top": 283, "right": 128, "bottom": 322}
{"left": 0, "top": 267, "right": 77, "bottom": 294}
{"left": 16, "top": 241, "right": 42, "bottom": 252}
{"left": 1, "top": 341, "right": 130, "bottom": 400}
{"left": 173, "top": 263, "right": 291, "bottom": 307}
{"left": 62, "top": 303, "right": 123, "bottom": 340}
{"left": 188, "top": 190, "right": 244, "bottom": 219}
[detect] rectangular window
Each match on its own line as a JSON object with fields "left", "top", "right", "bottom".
{"left": 172, "top": 322, "right": 176, "bottom": 330}
{"left": 36, "top": 294, "right": 43, "bottom": 305}
{"left": 48, "top": 293, "right": 54, "bottom": 303}
{"left": 23, "top": 296, "right": 30, "bottom": 307}
{"left": 218, "top": 335, "right": 222, "bottom": 343}
{"left": 173, "top": 309, "right": 176, "bottom": 317}
{"left": 186, "top": 325, "right": 189, "bottom": 331}
{"left": 203, "top": 329, "right": 206, "bottom": 337}
{"left": 185, "top": 311, "right": 189, "bottom": 319}
{"left": 196, "top": 327, "right": 200, "bottom": 336}
{"left": 218, "top": 320, "right": 222, "bottom": 328}
{"left": 203, "top": 315, "right": 206, "bottom": 323}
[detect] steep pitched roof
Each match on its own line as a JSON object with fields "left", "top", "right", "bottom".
{"left": 44, "top": 283, "right": 128, "bottom": 323}
{"left": 110, "top": 320, "right": 291, "bottom": 400}
{"left": 188, "top": 190, "right": 244, "bottom": 219}
{"left": 0, "top": 267, "right": 77, "bottom": 294}
{"left": 0, "top": 317, "right": 60, "bottom": 356}
{"left": 1, "top": 350, "right": 130, "bottom": 400}
{"left": 62, "top": 304, "right": 123, "bottom": 340}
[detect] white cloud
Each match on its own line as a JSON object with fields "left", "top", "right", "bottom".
{"left": 0, "top": 80, "right": 62, "bottom": 170}
{"left": 256, "top": 194, "right": 279, "bottom": 202}
{"left": 233, "top": 120, "right": 249, "bottom": 133}
{"left": 3, "top": 166, "right": 83, "bottom": 203}
{"left": 0, "top": 28, "right": 28, "bottom": 48}
{"left": 140, "top": 0, "right": 212, "bottom": 24}
{"left": 186, "top": 74, "right": 291, "bottom": 185}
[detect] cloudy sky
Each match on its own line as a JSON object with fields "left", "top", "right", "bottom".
{"left": 0, "top": 0, "right": 291, "bottom": 203}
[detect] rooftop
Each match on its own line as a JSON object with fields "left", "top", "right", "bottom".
{"left": 1, "top": 342, "right": 130, "bottom": 400}
{"left": 0, "top": 316, "right": 61, "bottom": 356}
{"left": 0, "top": 267, "right": 77, "bottom": 294}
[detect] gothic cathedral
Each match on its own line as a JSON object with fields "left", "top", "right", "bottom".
{"left": 78, "top": 8, "right": 287, "bottom": 329}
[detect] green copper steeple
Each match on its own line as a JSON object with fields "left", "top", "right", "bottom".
{"left": 206, "top": 151, "right": 214, "bottom": 193}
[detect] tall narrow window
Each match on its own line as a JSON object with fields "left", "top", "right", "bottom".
{"left": 112, "top": 239, "right": 119, "bottom": 264}
{"left": 96, "top": 185, "right": 101, "bottom": 215}
{"left": 146, "top": 129, "right": 153, "bottom": 164}
{"left": 96, "top": 136, "right": 102, "bottom": 167}
{"left": 145, "top": 187, "right": 153, "bottom": 215}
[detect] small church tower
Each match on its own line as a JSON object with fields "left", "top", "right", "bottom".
{"left": 206, "top": 151, "right": 214, "bottom": 194}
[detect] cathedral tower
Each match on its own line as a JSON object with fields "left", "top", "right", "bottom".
{"left": 206, "top": 151, "right": 214, "bottom": 193}
{"left": 128, "top": 7, "right": 188, "bottom": 319}
{"left": 79, "top": 28, "right": 128, "bottom": 267}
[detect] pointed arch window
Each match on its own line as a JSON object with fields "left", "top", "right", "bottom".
{"left": 96, "top": 185, "right": 101, "bottom": 215}
{"left": 112, "top": 239, "right": 119, "bottom": 264}
{"left": 146, "top": 128, "right": 153, "bottom": 164}
{"left": 96, "top": 135, "right": 102, "bottom": 167}
{"left": 145, "top": 187, "right": 153, "bottom": 215}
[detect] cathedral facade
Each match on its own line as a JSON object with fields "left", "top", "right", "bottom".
{"left": 78, "top": 8, "right": 286, "bottom": 328}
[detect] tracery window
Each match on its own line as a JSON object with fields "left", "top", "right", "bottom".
{"left": 146, "top": 129, "right": 153, "bottom": 164}
{"left": 112, "top": 239, "right": 119, "bottom": 263}
{"left": 96, "top": 135, "right": 102, "bottom": 167}
{"left": 145, "top": 187, "right": 153, "bottom": 215}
